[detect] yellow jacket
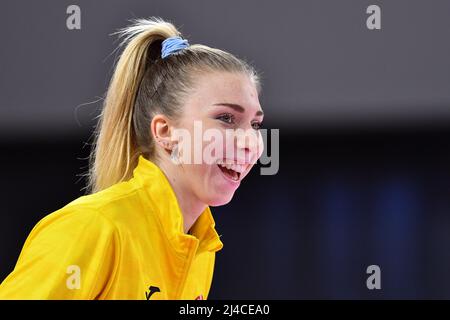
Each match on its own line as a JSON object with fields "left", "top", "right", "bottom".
{"left": 0, "top": 155, "right": 223, "bottom": 299}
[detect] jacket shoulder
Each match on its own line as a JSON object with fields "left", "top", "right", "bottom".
{"left": 60, "top": 179, "right": 151, "bottom": 231}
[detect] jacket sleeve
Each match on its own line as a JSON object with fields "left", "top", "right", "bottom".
{"left": 0, "top": 205, "right": 119, "bottom": 299}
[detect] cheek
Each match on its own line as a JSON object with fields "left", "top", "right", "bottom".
{"left": 202, "top": 131, "right": 228, "bottom": 162}
{"left": 189, "top": 161, "right": 218, "bottom": 180}
{"left": 183, "top": 164, "right": 211, "bottom": 194}
{"left": 190, "top": 164, "right": 224, "bottom": 199}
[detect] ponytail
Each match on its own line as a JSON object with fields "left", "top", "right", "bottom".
{"left": 87, "top": 18, "right": 179, "bottom": 193}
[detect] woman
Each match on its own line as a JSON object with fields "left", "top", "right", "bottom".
{"left": 0, "top": 17, "right": 264, "bottom": 299}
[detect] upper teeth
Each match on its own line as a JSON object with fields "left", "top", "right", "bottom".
{"left": 217, "top": 160, "right": 245, "bottom": 173}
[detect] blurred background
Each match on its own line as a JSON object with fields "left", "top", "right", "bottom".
{"left": 1, "top": 0, "right": 450, "bottom": 299}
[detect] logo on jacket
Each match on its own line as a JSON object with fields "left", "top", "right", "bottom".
{"left": 145, "top": 286, "right": 161, "bottom": 300}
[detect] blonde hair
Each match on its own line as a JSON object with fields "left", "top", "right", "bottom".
{"left": 86, "top": 17, "right": 261, "bottom": 194}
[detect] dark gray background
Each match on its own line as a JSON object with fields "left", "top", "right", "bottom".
{"left": 1, "top": 0, "right": 450, "bottom": 299}
{"left": 1, "top": 0, "right": 450, "bottom": 136}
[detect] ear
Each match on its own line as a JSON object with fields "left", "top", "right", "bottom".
{"left": 151, "top": 114, "right": 174, "bottom": 151}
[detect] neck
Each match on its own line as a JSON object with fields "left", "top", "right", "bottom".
{"left": 156, "top": 159, "right": 206, "bottom": 234}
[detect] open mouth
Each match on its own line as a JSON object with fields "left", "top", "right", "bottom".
{"left": 216, "top": 160, "right": 246, "bottom": 182}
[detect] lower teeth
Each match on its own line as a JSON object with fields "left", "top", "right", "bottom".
{"left": 218, "top": 165, "right": 239, "bottom": 181}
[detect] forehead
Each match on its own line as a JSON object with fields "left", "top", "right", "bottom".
{"left": 187, "top": 71, "right": 261, "bottom": 112}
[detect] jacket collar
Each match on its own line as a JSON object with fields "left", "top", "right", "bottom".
{"left": 132, "top": 155, "right": 223, "bottom": 256}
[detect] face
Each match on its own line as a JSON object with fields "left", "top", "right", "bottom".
{"left": 171, "top": 71, "right": 264, "bottom": 206}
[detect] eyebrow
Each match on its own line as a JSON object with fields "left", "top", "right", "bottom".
{"left": 212, "top": 103, "right": 264, "bottom": 117}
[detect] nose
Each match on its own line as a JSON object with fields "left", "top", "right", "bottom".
{"left": 234, "top": 129, "right": 263, "bottom": 164}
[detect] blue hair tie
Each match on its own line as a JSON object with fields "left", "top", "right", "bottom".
{"left": 161, "top": 36, "right": 189, "bottom": 59}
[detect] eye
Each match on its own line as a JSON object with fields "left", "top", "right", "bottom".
{"left": 252, "top": 121, "right": 263, "bottom": 130}
{"left": 216, "top": 113, "right": 235, "bottom": 124}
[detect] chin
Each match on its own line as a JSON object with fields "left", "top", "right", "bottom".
{"left": 207, "top": 192, "right": 235, "bottom": 207}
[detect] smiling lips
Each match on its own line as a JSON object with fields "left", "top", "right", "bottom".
{"left": 216, "top": 159, "right": 249, "bottom": 182}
